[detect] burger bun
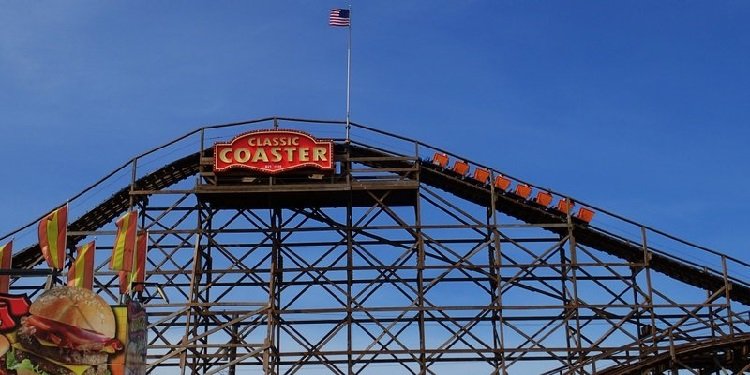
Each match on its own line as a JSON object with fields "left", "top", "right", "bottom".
{"left": 29, "top": 287, "right": 116, "bottom": 338}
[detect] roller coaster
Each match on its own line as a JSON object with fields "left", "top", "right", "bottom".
{"left": 3, "top": 117, "right": 750, "bottom": 374}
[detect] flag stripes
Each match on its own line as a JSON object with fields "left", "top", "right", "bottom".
{"left": 110, "top": 210, "right": 137, "bottom": 272}
{"left": 0, "top": 242, "right": 12, "bottom": 293}
{"left": 38, "top": 206, "right": 68, "bottom": 269}
{"left": 120, "top": 231, "right": 147, "bottom": 294}
{"left": 329, "top": 9, "right": 350, "bottom": 27}
{"left": 133, "top": 231, "right": 147, "bottom": 292}
{"left": 68, "top": 241, "right": 95, "bottom": 290}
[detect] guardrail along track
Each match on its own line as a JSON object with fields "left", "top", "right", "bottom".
{"left": 10, "top": 143, "right": 750, "bottom": 306}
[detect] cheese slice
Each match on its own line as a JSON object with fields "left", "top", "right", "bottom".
{"left": 34, "top": 337, "right": 118, "bottom": 354}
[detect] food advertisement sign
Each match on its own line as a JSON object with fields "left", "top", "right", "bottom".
{"left": 0, "top": 287, "right": 146, "bottom": 375}
{"left": 124, "top": 302, "right": 146, "bottom": 375}
{"left": 214, "top": 130, "right": 334, "bottom": 173}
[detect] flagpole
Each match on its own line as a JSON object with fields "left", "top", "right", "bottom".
{"left": 345, "top": 5, "right": 352, "bottom": 142}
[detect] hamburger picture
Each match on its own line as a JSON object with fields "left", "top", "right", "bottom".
{"left": 5, "top": 287, "right": 123, "bottom": 375}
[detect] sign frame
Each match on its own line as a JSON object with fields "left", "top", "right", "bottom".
{"left": 213, "top": 129, "right": 334, "bottom": 174}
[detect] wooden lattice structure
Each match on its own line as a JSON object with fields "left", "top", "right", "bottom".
{"left": 3, "top": 117, "right": 750, "bottom": 374}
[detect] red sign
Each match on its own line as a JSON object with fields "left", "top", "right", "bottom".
{"left": 214, "top": 130, "right": 334, "bottom": 173}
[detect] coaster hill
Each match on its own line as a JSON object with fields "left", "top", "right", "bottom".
{"left": 3, "top": 117, "right": 749, "bottom": 374}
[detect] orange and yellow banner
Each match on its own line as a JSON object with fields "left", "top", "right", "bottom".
{"left": 119, "top": 232, "right": 147, "bottom": 294}
{"left": 0, "top": 241, "right": 12, "bottom": 293}
{"left": 110, "top": 210, "right": 137, "bottom": 272}
{"left": 38, "top": 206, "right": 68, "bottom": 269}
{"left": 68, "top": 241, "right": 95, "bottom": 290}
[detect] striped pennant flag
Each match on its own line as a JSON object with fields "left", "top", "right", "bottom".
{"left": 38, "top": 206, "right": 68, "bottom": 269}
{"left": 0, "top": 241, "right": 12, "bottom": 293}
{"left": 67, "top": 241, "right": 95, "bottom": 290}
{"left": 110, "top": 210, "right": 137, "bottom": 272}
{"left": 119, "top": 231, "right": 147, "bottom": 294}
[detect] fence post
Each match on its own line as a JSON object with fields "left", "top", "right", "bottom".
{"left": 721, "top": 255, "right": 734, "bottom": 337}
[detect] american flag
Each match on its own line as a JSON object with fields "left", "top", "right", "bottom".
{"left": 329, "top": 9, "right": 350, "bottom": 27}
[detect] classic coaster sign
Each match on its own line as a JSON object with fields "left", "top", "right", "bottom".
{"left": 214, "top": 130, "right": 334, "bottom": 174}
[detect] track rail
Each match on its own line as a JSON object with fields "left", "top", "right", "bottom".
{"left": 8, "top": 138, "right": 750, "bottom": 307}
{"left": 350, "top": 144, "right": 750, "bottom": 306}
{"left": 597, "top": 333, "right": 750, "bottom": 374}
{"left": 11, "top": 152, "right": 201, "bottom": 269}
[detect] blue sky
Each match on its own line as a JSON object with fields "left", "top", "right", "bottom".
{"left": 1, "top": 1, "right": 749, "bottom": 258}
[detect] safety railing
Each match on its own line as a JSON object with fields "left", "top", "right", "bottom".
{"left": 0, "top": 116, "right": 747, "bottom": 305}
{"left": 347, "top": 121, "right": 750, "bottom": 298}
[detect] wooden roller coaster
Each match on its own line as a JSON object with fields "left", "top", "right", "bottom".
{"left": 2, "top": 117, "right": 749, "bottom": 374}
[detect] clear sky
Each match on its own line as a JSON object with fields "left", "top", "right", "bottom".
{"left": 1, "top": 1, "right": 749, "bottom": 258}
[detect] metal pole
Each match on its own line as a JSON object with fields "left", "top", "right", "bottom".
{"left": 641, "top": 227, "right": 657, "bottom": 356}
{"left": 345, "top": 5, "right": 352, "bottom": 142}
{"left": 414, "top": 166, "right": 427, "bottom": 374}
{"left": 488, "top": 172, "right": 506, "bottom": 374}
{"left": 722, "top": 256, "right": 735, "bottom": 337}
{"left": 346, "top": 194, "right": 354, "bottom": 375}
{"left": 129, "top": 158, "right": 138, "bottom": 208}
{"left": 566, "top": 201, "right": 583, "bottom": 373}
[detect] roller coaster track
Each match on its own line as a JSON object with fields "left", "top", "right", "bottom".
{"left": 4, "top": 118, "right": 750, "bottom": 373}
{"left": 8, "top": 137, "right": 750, "bottom": 306}
{"left": 597, "top": 333, "right": 750, "bottom": 374}
{"left": 357, "top": 146, "right": 750, "bottom": 306}
{"left": 10, "top": 151, "right": 201, "bottom": 269}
